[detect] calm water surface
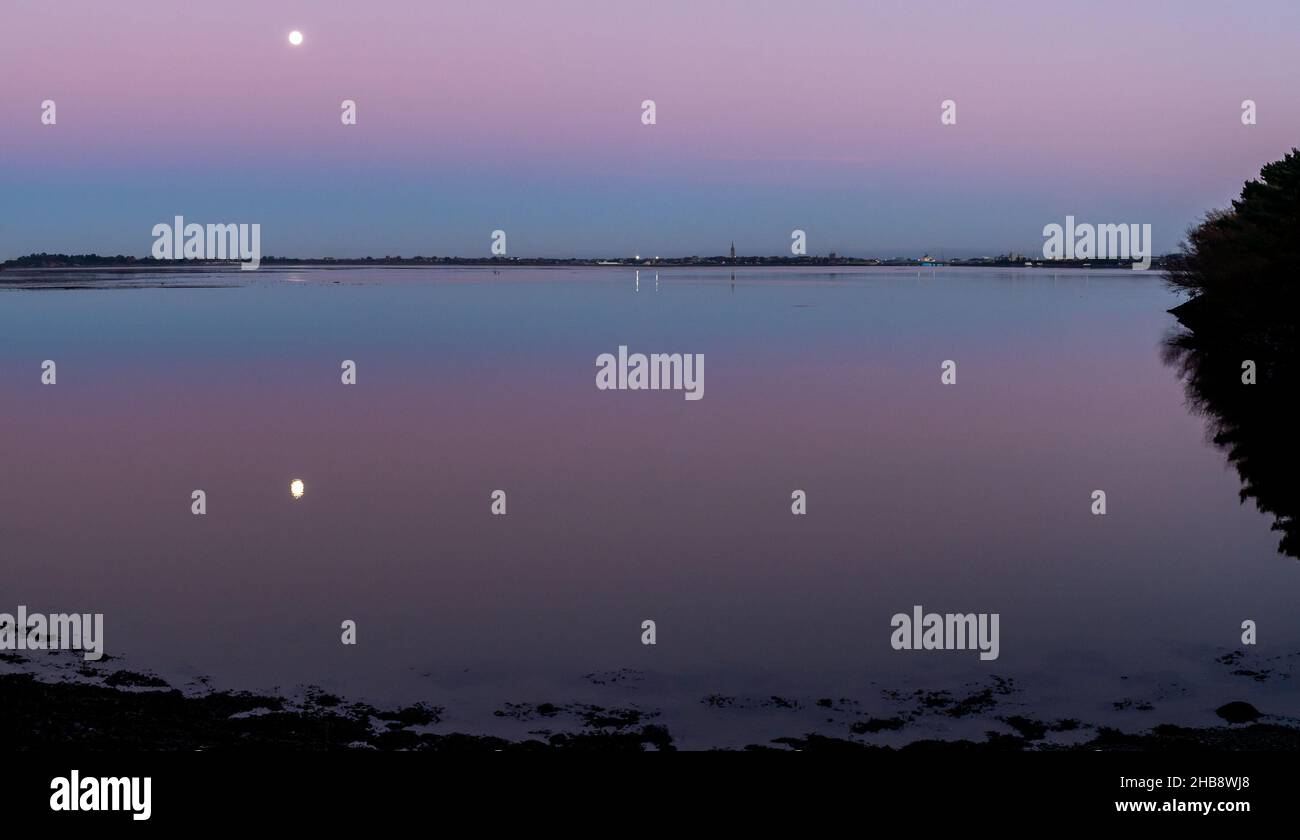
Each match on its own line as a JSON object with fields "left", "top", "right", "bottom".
{"left": 3, "top": 266, "right": 1295, "bottom": 744}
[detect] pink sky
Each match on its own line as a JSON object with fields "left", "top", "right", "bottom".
{"left": 2, "top": 0, "right": 1298, "bottom": 257}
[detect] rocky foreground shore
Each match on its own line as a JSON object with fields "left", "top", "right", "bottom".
{"left": 4, "top": 651, "right": 1295, "bottom": 751}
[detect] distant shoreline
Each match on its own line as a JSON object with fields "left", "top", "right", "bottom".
{"left": 1, "top": 254, "right": 1174, "bottom": 273}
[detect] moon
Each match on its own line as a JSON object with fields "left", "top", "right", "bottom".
{"left": 290, "top": 479, "right": 305, "bottom": 499}
{"left": 288, "top": 30, "right": 304, "bottom": 46}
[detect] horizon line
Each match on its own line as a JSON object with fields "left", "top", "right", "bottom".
{"left": 2, "top": 252, "right": 1180, "bottom": 267}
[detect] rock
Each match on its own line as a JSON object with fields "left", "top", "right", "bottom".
{"left": 1215, "top": 701, "right": 1262, "bottom": 724}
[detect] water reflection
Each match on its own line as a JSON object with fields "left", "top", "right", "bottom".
{"left": 1163, "top": 296, "right": 1299, "bottom": 558}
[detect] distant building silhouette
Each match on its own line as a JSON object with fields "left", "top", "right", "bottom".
{"left": 729, "top": 241, "right": 736, "bottom": 263}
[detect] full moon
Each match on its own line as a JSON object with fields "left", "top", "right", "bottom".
{"left": 290, "top": 479, "right": 305, "bottom": 499}
{"left": 288, "top": 30, "right": 304, "bottom": 46}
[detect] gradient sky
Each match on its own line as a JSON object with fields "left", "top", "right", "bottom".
{"left": 2, "top": 0, "right": 1298, "bottom": 258}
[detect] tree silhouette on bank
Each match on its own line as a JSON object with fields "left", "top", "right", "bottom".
{"left": 1164, "top": 148, "right": 1300, "bottom": 558}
